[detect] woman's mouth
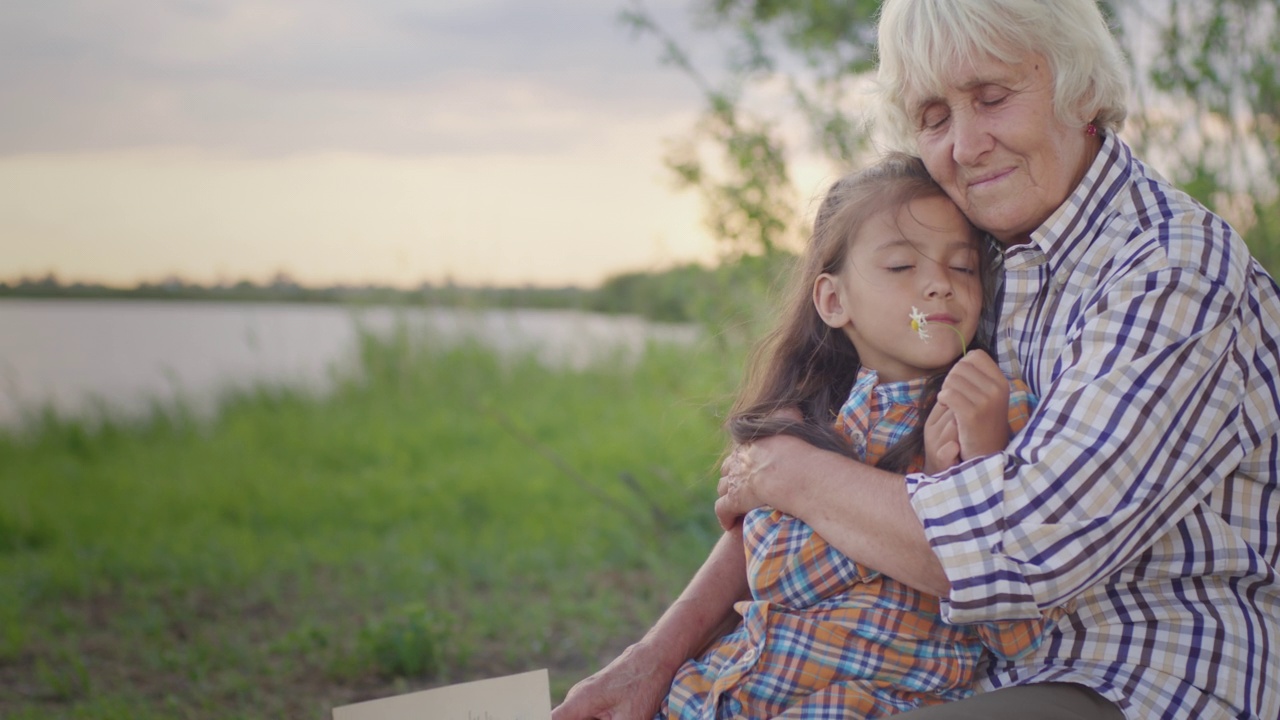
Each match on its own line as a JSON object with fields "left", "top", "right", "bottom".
{"left": 968, "top": 168, "right": 1014, "bottom": 189}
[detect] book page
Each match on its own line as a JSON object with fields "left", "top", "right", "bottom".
{"left": 332, "top": 669, "right": 551, "bottom": 720}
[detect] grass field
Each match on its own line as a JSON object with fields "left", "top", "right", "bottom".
{"left": 0, "top": 330, "right": 744, "bottom": 718}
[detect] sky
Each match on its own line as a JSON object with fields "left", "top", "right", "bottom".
{"left": 0, "top": 0, "right": 758, "bottom": 288}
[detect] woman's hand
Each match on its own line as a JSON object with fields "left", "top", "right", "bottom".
{"left": 716, "top": 443, "right": 762, "bottom": 530}
{"left": 716, "top": 433, "right": 809, "bottom": 530}
{"left": 551, "top": 641, "right": 672, "bottom": 720}
{"left": 554, "top": 529, "right": 751, "bottom": 720}
{"left": 934, "top": 350, "right": 1011, "bottom": 462}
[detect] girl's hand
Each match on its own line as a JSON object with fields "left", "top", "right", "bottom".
{"left": 936, "top": 350, "right": 1011, "bottom": 461}
{"left": 923, "top": 403, "right": 961, "bottom": 473}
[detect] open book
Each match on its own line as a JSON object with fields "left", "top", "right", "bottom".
{"left": 332, "top": 669, "right": 551, "bottom": 720}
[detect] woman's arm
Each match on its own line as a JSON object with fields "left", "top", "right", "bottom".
{"left": 716, "top": 352, "right": 1026, "bottom": 599}
{"left": 722, "top": 255, "right": 1253, "bottom": 621}
{"left": 552, "top": 525, "right": 749, "bottom": 720}
{"left": 718, "top": 442, "right": 950, "bottom": 596}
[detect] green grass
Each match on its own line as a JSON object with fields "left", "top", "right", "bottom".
{"left": 0, "top": 331, "right": 743, "bottom": 718}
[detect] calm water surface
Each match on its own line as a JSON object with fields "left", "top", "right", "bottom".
{"left": 0, "top": 299, "right": 698, "bottom": 430}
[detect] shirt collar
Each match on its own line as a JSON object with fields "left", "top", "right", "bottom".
{"left": 853, "top": 366, "right": 932, "bottom": 406}
{"left": 1005, "top": 131, "right": 1133, "bottom": 280}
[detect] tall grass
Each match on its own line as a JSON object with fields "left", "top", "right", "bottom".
{"left": 0, "top": 330, "right": 745, "bottom": 719}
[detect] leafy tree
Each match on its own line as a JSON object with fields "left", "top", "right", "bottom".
{"left": 621, "top": 0, "right": 881, "bottom": 260}
{"left": 1117, "top": 0, "right": 1280, "bottom": 263}
{"left": 624, "top": 0, "right": 1280, "bottom": 272}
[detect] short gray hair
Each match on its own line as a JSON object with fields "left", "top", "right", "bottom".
{"left": 875, "top": 0, "right": 1129, "bottom": 152}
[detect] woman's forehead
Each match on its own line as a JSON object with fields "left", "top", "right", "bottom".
{"left": 902, "top": 45, "right": 1035, "bottom": 107}
{"left": 901, "top": 49, "right": 1039, "bottom": 110}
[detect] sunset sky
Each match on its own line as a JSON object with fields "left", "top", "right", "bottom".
{"left": 0, "top": 0, "right": 805, "bottom": 289}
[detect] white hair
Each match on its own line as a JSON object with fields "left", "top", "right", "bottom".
{"left": 874, "top": 0, "right": 1129, "bottom": 152}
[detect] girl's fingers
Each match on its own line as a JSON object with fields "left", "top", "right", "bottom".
{"left": 936, "top": 440, "right": 960, "bottom": 466}
{"left": 925, "top": 402, "right": 952, "bottom": 430}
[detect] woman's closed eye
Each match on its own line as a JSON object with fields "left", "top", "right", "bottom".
{"left": 977, "top": 86, "right": 1013, "bottom": 109}
{"left": 920, "top": 110, "right": 948, "bottom": 131}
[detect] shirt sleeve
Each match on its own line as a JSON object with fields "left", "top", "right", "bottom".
{"left": 907, "top": 229, "right": 1249, "bottom": 624}
{"left": 965, "top": 377, "right": 1064, "bottom": 660}
{"left": 971, "top": 605, "right": 1067, "bottom": 661}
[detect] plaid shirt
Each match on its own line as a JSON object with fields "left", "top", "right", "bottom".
{"left": 906, "top": 132, "right": 1280, "bottom": 720}
{"left": 660, "top": 368, "right": 1050, "bottom": 719}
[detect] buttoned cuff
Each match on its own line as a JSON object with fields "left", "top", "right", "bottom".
{"left": 905, "top": 453, "right": 1042, "bottom": 623}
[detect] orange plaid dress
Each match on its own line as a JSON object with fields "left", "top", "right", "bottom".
{"left": 659, "top": 368, "right": 1057, "bottom": 719}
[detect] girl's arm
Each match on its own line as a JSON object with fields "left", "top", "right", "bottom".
{"left": 552, "top": 525, "right": 749, "bottom": 720}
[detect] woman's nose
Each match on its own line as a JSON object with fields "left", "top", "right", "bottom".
{"left": 951, "top": 109, "right": 992, "bottom": 166}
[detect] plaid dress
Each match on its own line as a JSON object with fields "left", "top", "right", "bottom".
{"left": 659, "top": 368, "right": 1057, "bottom": 719}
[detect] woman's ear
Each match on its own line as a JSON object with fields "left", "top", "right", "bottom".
{"left": 813, "top": 273, "right": 850, "bottom": 329}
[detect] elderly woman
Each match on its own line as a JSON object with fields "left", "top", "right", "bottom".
{"left": 553, "top": 0, "right": 1280, "bottom": 718}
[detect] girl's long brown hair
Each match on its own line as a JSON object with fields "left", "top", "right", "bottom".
{"left": 726, "top": 153, "right": 993, "bottom": 473}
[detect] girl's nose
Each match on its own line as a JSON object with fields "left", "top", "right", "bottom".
{"left": 923, "top": 263, "right": 956, "bottom": 298}
{"left": 925, "top": 283, "right": 955, "bottom": 299}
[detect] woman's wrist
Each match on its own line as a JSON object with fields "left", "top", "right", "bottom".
{"left": 627, "top": 630, "right": 689, "bottom": 680}
{"left": 755, "top": 435, "right": 814, "bottom": 516}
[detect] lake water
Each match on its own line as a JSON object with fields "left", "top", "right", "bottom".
{"left": 0, "top": 299, "right": 699, "bottom": 430}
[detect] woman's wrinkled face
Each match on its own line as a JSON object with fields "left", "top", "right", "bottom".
{"left": 906, "top": 51, "right": 1095, "bottom": 246}
{"left": 814, "top": 195, "right": 983, "bottom": 384}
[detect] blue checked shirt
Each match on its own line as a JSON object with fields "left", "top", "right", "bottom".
{"left": 905, "top": 132, "right": 1280, "bottom": 719}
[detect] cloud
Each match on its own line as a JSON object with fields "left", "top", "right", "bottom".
{"left": 0, "top": 0, "right": 702, "bottom": 156}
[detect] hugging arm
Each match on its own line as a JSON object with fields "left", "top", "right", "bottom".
{"left": 913, "top": 261, "right": 1247, "bottom": 620}
{"left": 718, "top": 440, "right": 951, "bottom": 597}
{"left": 715, "top": 353, "right": 1020, "bottom": 598}
{"left": 722, "top": 253, "right": 1250, "bottom": 619}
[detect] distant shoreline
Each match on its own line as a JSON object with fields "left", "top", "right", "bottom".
{"left": 0, "top": 300, "right": 700, "bottom": 432}
{"left": 0, "top": 259, "right": 746, "bottom": 324}
{"left": 0, "top": 276, "right": 594, "bottom": 310}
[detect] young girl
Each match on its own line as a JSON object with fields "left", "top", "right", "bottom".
{"left": 658, "top": 154, "right": 1061, "bottom": 718}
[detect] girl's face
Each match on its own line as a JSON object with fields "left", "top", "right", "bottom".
{"left": 814, "top": 194, "right": 983, "bottom": 383}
